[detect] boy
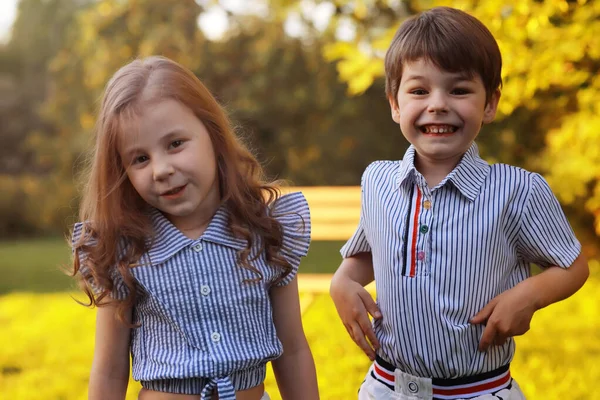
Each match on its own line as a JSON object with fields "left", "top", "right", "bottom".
{"left": 329, "top": 7, "right": 589, "bottom": 400}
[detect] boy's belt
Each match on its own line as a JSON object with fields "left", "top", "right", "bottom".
{"left": 373, "top": 355, "right": 512, "bottom": 399}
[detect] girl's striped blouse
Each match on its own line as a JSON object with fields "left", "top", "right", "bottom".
{"left": 341, "top": 143, "right": 581, "bottom": 379}
{"left": 73, "top": 192, "right": 311, "bottom": 399}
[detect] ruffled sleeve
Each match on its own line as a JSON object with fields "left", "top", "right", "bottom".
{"left": 270, "top": 192, "right": 311, "bottom": 286}
{"left": 72, "top": 222, "right": 130, "bottom": 300}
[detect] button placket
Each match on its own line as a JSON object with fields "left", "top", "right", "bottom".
{"left": 417, "top": 188, "right": 433, "bottom": 274}
{"left": 192, "top": 242, "right": 203, "bottom": 252}
{"left": 200, "top": 285, "right": 211, "bottom": 296}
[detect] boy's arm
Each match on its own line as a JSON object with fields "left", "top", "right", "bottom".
{"left": 89, "top": 302, "right": 132, "bottom": 400}
{"left": 271, "top": 277, "right": 319, "bottom": 400}
{"left": 471, "top": 253, "right": 589, "bottom": 351}
{"left": 330, "top": 252, "right": 382, "bottom": 360}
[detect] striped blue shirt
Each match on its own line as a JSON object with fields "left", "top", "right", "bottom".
{"left": 73, "top": 192, "right": 311, "bottom": 399}
{"left": 341, "top": 143, "right": 581, "bottom": 379}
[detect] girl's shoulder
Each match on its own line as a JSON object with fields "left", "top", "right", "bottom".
{"left": 269, "top": 192, "right": 311, "bottom": 285}
{"left": 270, "top": 191, "right": 310, "bottom": 218}
{"left": 71, "top": 221, "right": 96, "bottom": 248}
{"left": 269, "top": 192, "right": 311, "bottom": 239}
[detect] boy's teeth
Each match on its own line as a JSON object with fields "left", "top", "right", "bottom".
{"left": 424, "top": 125, "right": 455, "bottom": 133}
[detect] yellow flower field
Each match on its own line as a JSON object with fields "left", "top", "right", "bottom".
{"left": 1, "top": 263, "right": 599, "bottom": 400}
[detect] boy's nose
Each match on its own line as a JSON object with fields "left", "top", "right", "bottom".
{"left": 427, "top": 93, "right": 449, "bottom": 113}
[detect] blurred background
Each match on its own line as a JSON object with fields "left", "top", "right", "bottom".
{"left": 0, "top": 0, "right": 598, "bottom": 399}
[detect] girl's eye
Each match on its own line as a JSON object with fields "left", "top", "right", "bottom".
{"left": 411, "top": 89, "right": 428, "bottom": 95}
{"left": 170, "top": 140, "right": 183, "bottom": 149}
{"left": 133, "top": 155, "right": 148, "bottom": 164}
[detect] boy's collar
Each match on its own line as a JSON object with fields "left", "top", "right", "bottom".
{"left": 396, "top": 143, "right": 489, "bottom": 201}
{"left": 143, "top": 206, "right": 247, "bottom": 266}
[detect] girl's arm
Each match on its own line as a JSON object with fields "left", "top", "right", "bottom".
{"left": 270, "top": 276, "right": 319, "bottom": 400}
{"left": 88, "top": 301, "right": 132, "bottom": 400}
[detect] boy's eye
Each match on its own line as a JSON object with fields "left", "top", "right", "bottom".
{"left": 451, "top": 88, "right": 470, "bottom": 95}
{"left": 410, "top": 89, "right": 428, "bottom": 95}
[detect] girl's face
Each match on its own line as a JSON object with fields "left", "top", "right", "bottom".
{"left": 118, "top": 99, "right": 220, "bottom": 236}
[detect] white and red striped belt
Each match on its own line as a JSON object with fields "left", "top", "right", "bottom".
{"left": 373, "top": 355, "right": 512, "bottom": 399}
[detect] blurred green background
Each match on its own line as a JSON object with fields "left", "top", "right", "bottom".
{"left": 1, "top": 0, "right": 599, "bottom": 399}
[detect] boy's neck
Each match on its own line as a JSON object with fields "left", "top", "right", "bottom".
{"left": 414, "top": 153, "right": 462, "bottom": 188}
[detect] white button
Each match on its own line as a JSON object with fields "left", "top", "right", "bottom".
{"left": 192, "top": 243, "right": 203, "bottom": 252}
{"left": 200, "top": 285, "right": 211, "bottom": 296}
{"left": 408, "top": 381, "right": 419, "bottom": 393}
{"left": 211, "top": 332, "right": 221, "bottom": 343}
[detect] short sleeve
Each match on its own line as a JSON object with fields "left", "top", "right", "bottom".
{"left": 72, "top": 222, "right": 130, "bottom": 300}
{"left": 517, "top": 173, "right": 581, "bottom": 268}
{"left": 340, "top": 167, "right": 372, "bottom": 258}
{"left": 270, "top": 192, "right": 311, "bottom": 287}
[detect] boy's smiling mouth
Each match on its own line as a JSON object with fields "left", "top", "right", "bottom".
{"left": 419, "top": 124, "right": 458, "bottom": 135}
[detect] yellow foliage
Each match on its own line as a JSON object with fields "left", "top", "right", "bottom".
{"left": 325, "top": 0, "right": 600, "bottom": 235}
{"left": 1, "top": 268, "right": 599, "bottom": 399}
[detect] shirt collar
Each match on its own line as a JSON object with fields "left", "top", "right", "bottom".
{"left": 396, "top": 142, "right": 489, "bottom": 202}
{"left": 145, "top": 207, "right": 247, "bottom": 265}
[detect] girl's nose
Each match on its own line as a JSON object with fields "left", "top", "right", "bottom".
{"left": 153, "top": 158, "right": 175, "bottom": 181}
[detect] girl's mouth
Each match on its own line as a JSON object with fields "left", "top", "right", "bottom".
{"left": 161, "top": 185, "right": 187, "bottom": 198}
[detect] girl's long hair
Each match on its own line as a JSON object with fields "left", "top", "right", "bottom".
{"left": 72, "top": 56, "right": 290, "bottom": 322}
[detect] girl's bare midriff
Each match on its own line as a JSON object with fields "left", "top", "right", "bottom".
{"left": 138, "top": 383, "right": 265, "bottom": 400}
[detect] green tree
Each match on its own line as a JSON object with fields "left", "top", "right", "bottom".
{"left": 34, "top": 0, "right": 203, "bottom": 232}
{"left": 0, "top": 0, "right": 91, "bottom": 237}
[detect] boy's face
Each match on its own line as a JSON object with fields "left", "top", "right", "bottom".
{"left": 390, "top": 58, "right": 499, "bottom": 169}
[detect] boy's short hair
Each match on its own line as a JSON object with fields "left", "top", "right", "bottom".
{"left": 385, "top": 7, "right": 502, "bottom": 105}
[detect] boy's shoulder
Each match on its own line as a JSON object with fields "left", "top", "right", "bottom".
{"left": 362, "top": 160, "right": 400, "bottom": 180}
{"left": 487, "top": 162, "right": 546, "bottom": 186}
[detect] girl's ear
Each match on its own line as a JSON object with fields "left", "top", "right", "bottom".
{"left": 483, "top": 89, "right": 501, "bottom": 124}
{"left": 389, "top": 96, "right": 401, "bottom": 124}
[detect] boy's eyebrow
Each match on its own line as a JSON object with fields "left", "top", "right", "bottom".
{"left": 403, "top": 75, "right": 426, "bottom": 83}
{"left": 403, "top": 73, "right": 475, "bottom": 85}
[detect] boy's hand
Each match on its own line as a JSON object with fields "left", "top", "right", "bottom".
{"left": 330, "top": 276, "right": 382, "bottom": 360}
{"left": 470, "top": 281, "right": 538, "bottom": 352}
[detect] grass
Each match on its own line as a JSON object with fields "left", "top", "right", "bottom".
{"left": 0, "top": 238, "right": 76, "bottom": 294}
{"left": 0, "top": 238, "right": 344, "bottom": 295}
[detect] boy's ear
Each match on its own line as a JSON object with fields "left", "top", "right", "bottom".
{"left": 483, "top": 89, "right": 501, "bottom": 124}
{"left": 389, "top": 96, "right": 401, "bottom": 124}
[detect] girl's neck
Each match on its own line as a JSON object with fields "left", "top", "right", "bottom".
{"left": 166, "top": 194, "right": 221, "bottom": 240}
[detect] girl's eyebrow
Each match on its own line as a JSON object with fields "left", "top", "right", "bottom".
{"left": 122, "top": 146, "right": 143, "bottom": 162}
{"left": 121, "top": 128, "right": 189, "bottom": 159}
{"left": 159, "top": 128, "right": 188, "bottom": 143}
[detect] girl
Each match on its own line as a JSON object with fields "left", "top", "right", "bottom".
{"left": 71, "top": 56, "right": 319, "bottom": 400}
